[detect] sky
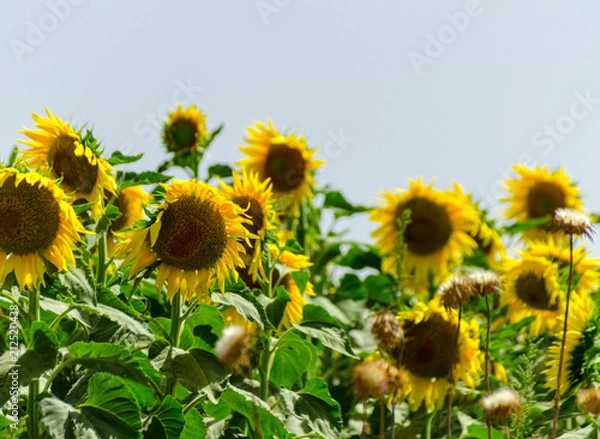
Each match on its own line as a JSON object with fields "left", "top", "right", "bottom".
{"left": 2, "top": 1, "right": 600, "bottom": 246}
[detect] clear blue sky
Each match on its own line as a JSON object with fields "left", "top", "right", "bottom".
{"left": 2, "top": 1, "right": 600, "bottom": 244}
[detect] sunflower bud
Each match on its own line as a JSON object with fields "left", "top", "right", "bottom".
{"left": 551, "top": 208, "right": 594, "bottom": 239}
{"left": 578, "top": 385, "right": 600, "bottom": 416}
{"left": 351, "top": 360, "right": 390, "bottom": 400}
{"left": 215, "top": 325, "right": 250, "bottom": 369}
{"left": 481, "top": 388, "right": 522, "bottom": 422}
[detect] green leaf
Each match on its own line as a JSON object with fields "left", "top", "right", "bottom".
{"left": 220, "top": 385, "right": 290, "bottom": 439}
{"left": 67, "top": 342, "right": 150, "bottom": 384}
{"left": 364, "top": 274, "right": 395, "bottom": 305}
{"left": 186, "top": 304, "right": 225, "bottom": 351}
{"left": 336, "top": 273, "right": 366, "bottom": 300}
{"left": 211, "top": 290, "right": 270, "bottom": 330}
{"left": 180, "top": 408, "right": 207, "bottom": 439}
{"left": 291, "top": 271, "right": 309, "bottom": 294}
{"left": 59, "top": 268, "right": 96, "bottom": 305}
{"left": 206, "top": 164, "right": 233, "bottom": 181}
{"left": 339, "top": 245, "right": 381, "bottom": 270}
{"left": 95, "top": 203, "right": 122, "bottom": 234}
{"left": 78, "top": 302, "right": 153, "bottom": 338}
{"left": 72, "top": 200, "right": 97, "bottom": 214}
{"left": 557, "top": 425, "right": 598, "bottom": 439}
{"left": 266, "top": 286, "right": 291, "bottom": 329}
{"left": 503, "top": 216, "right": 550, "bottom": 235}
{"left": 323, "top": 191, "right": 368, "bottom": 218}
{"left": 300, "top": 304, "right": 341, "bottom": 328}
{"left": 120, "top": 171, "right": 172, "bottom": 190}
{"left": 279, "top": 378, "right": 342, "bottom": 439}
{"left": 291, "top": 324, "right": 357, "bottom": 358}
{"left": 144, "top": 396, "right": 186, "bottom": 439}
{"left": 107, "top": 151, "right": 144, "bottom": 165}
{"left": 271, "top": 332, "right": 312, "bottom": 388}
{"left": 79, "top": 373, "right": 142, "bottom": 438}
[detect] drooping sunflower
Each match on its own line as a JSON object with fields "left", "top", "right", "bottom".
{"left": 471, "top": 217, "right": 505, "bottom": 269}
{"left": 503, "top": 164, "right": 583, "bottom": 238}
{"left": 162, "top": 104, "right": 209, "bottom": 155}
{"left": 526, "top": 237, "right": 599, "bottom": 296}
{"left": 0, "top": 168, "right": 86, "bottom": 289}
{"left": 115, "top": 179, "right": 250, "bottom": 304}
{"left": 238, "top": 119, "right": 324, "bottom": 212}
{"left": 500, "top": 254, "right": 570, "bottom": 336}
{"left": 398, "top": 299, "right": 481, "bottom": 410}
{"left": 105, "top": 185, "right": 153, "bottom": 256}
{"left": 543, "top": 292, "right": 594, "bottom": 395}
{"left": 17, "top": 108, "right": 117, "bottom": 218}
{"left": 371, "top": 178, "right": 479, "bottom": 292}
{"left": 219, "top": 169, "right": 276, "bottom": 282}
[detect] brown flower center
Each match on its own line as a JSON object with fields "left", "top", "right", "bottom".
{"left": 0, "top": 175, "right": 60, "bottom": 255}
{"left": 167, "top": 118, "right": 198, "bottom": 151}
{"left": 48, "top": 134, "right": 98, "bottom": 196}
{"left": 152, "top": 196, "right": 227, "bottom": 271}
{"left": 402, "top": 313, "right": 456, "bottom": 379}
{"left": 264, "top": 144, "right": 306, "bottom": 192}
{"left": 397, "top": 197, "right": 452, "bottom": 255}
{"left": 109, "top": 191, "right": 131, "bottom": 232}
{"left": 526, "top": 182, "right": 566, "bottom": 219}
{"left": 232, "top": 196, "right": 265, "bottom": 236}
{"left": 515, "top": 272, "right": 558, "bottom": 310}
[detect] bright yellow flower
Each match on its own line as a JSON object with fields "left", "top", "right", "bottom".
{"left": 219, "top": 169, "right": 276, "bottom": 282}
{"left": 162, "top": 104, "right": 209, "bottom": 155}
{"left": 398, "top": 299, "right": 481, "bottom": 410}
{"left": 17, "top": 108, "right": 117, "bottom": 218}
{"left": 115, "top": 179, "right": 250, "bottom": 304}
{"left": 0, "top": 168, "right": 86, "bottom": 288}
{"left": 238, "top": 119, "right": 324, "bottom": 213}
{"left": 371, "top": 178, "right": 478, "bottom": 292}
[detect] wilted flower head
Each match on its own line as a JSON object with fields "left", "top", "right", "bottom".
{"left": 351, "top": 359, "right": 390, "bottom": 400}
{"left": 551, "top": 208, "right": 594, "bottom": 239}
{"left": 215, "top": 325, "right": 250, "bottom": 369}
{"left": 464, "top": 269, "right": 501, "bottom": 298}
{"left": 387, "top": 364, "right": 410, "bottom": 402}
{"left": 371, "top": 310, "right": 403, "bottom": 357}
{"left": 438, "top": 275, "right": 472, "bottom": 310}
{"left": 578, "top": 386, "right": 600, "bottom": 416}
{"left": 481, "top": 388, "right": 522, "bottom": 422}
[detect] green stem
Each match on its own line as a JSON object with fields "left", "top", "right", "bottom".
{"left": 183, "top": 393, "right": 207, "bottom": 415}
{"left": 259, "top": 335, "right": 273, "bottom": 401}
{"left": 485, "top": 296, "right": 492, "bottom": 439}
{"left": 49, "top": 305, "right": 75, "bottom": 330}
{"left": 551, "top": 234, "right": 574, "bottom": 439}
{"left": 165, "top": 292, "right": 182, "bottom": 396}
{"left": 27, "top": 287, "right": 40, "bottom": 439}
{"left": 446, "top": 306, "right": 462, "bottom": 439}
{"left": 126, "top": 275, "right": 145, "bottom": 301}
{"left": 424, "top": 410, "right": 435, "bottom": 439}
{"left": 96, "top": 230, "right": 108, "bottom": 289}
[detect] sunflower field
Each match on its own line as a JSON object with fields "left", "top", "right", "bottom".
{"left": 1, "top": 106, "right": 599, "bottom": 439}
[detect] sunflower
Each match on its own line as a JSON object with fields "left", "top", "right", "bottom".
{"left": 503, "top": 164, "right": 583, "bottom": 238}
{"left": 371, "top": 178, "right": 479, "bottom": 292}
{"left": 278, "top": 273, "right": 316, "bottom": 329}
{"left": 471, "top": 218, "right": 505, "bottom": 268}
{"left": 238, "top": 119, "right": 324, "bottom": 212}
{"left": 398, "top": 299, "right": 481, "bottom": 410}
{"left": 162, "top": 104, "right": 208, "bottom": 155}
{"left": 105, "top": 185, "right": 153, "bottom": 256}
{"left": 219, "top": 169, "right": 276, "bottom": 282}
{"left": 0, "top": 168, "right": 86, "bottom": 289}
{"left": 115, "top": 179, "right": 250, "bottom": 303}
{"left": 17, "top": 108, "right": 117, "bottom": 218}
{"left": 526, "top": 237, "right": 599, "bottom": 296}
{"left": 500, "top": 254, "right": 568, "bottom": 335}
{"left": 543, "top": 292, "right": 594, "bottom": 395}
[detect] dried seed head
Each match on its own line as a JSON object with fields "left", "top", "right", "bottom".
{"left": 351, "top": 360, "right": 390, "bottom": 400}
{"left": 481, "top": 388, "right": 522, "bottom": 422}
{"left": 371, "top": 310, "right": 403, "bottom": 356}
{"left": 551, "top": 208, "right": 594, "bottom": 239}
{"left": 387, "top": 364, "right": 410, "bottom": 402}
{"left": 215, "top": 325, "right": 250, "bottom": 369}
{"left": 465, "top": 269, "right": 501, "bottom": 298}
{"left": 578, "top": 386, "right": 600, "bottom": 416}
{"left": 438, "top": 276, "right": 471, "bottom": 309}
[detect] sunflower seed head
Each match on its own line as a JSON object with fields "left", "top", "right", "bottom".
{"left": 551, "top": 208, "right": 594, "bottom": 239}
{"left": 481, "top": 388, "right": 522, "bottom": 421}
